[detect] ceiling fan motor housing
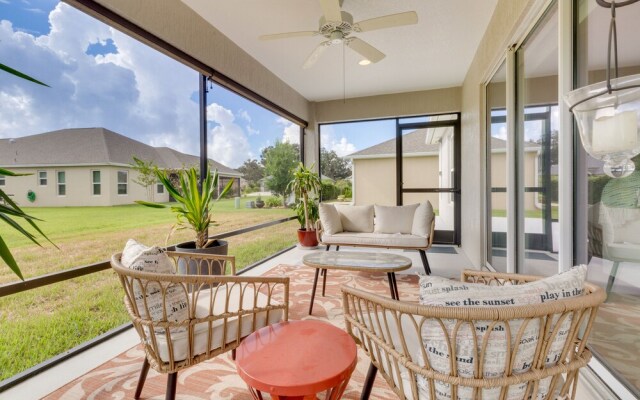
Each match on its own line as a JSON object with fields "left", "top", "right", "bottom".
{"left": 319, "top": 11, "right": 354, "bottom": 40}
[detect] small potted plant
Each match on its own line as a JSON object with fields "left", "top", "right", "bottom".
{"left": 287, "top": 162, "right": 321, "bottom": 248}
{"left": 137, "top": 164, "right": 233, "bottom": 259}
{"left": 255, "top": 196, "right": 265, "bottom": 208}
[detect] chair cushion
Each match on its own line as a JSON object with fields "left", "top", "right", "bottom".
{"left": 321, "top": 232, "right": 429, "bottom": 248}
{"left": 319, "top": 203, "right": 343, "bottom": 234}
{"left": 335, "top": 204, "right": 374, "bottom": 233}
{"left": 155, "top": 284, "right": 284, "bottom": 363}
{"left": 374, "top": 204, "right": 419, "bottom": 234}
{"left": 417, "top": 265, "right": 587, "bottom": 400}
{"left": 412, "top": 201, "right": 434, "bottom": 237}
{"left": 121, "top": 239, "right": 188, "bottom": 334}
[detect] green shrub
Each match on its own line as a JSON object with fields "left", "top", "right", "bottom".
{"left": 265, "top": 195, "right": 282, "bottom": 208}
{"left": 321, "top": 180, "right": 339, "bottom": 200}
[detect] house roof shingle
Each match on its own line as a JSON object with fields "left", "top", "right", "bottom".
{"left": 0, "top": 128, "right": 241, "bottom": 177}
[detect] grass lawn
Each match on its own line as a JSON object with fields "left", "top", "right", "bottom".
{"left": 0, "top": 197, "right": 297, "bottom": 380}
{"left": 491, "top": 206, "right": 559, "bottom": 220}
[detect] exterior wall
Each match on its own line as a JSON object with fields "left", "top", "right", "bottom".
{"left": 460, "top": 0, "right": 542, "bottom": 266}
{"left": 1, "top": 165, "right": 170, "bottom": 207}
{"left": 490, "top": 151, "right": 538, "bottom": 210}
{"left": 352, "top": 151, "right": 538, "bottom": 211}
{"left": 352, "top": 158, "right": 396, "bottom": 206}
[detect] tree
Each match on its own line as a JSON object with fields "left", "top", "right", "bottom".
{"left": 320, "top": 148, "right": 351, "bottom": 180}
{"left": 131, "top": 156, "right": 157, "bottom": 201}
{"left": 237, "top": 159, "right": 264, "bottom": 186}
{"left": 263, "top": 141, "right": 299, "bottom": 205}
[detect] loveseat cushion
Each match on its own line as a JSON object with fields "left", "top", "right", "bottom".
{"left": 412, "top": 201, "right": 434, "bottom": 237}
{"left": 319, "top": 203, "right": 343, "bottom": 234}
{"left": 155, "top": 284, "right": 284, "bottom": 363}
{"left": 321, "top": 232, "right": 428, "bottom": 248}
{"left": 335, "top": 204, "right": 374, "bottom": 233}
{"left": 121, "top": 239, "right": 188, "bottom": 335}
{"left": 374, "top": 204, "right": 419, "bottom": 234}
{"left": 417, "top": 265, "right": 587, "bottom": 399}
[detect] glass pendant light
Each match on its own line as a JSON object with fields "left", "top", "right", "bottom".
{"left": 564, "top": 0, "right": 640, "bottom": 178}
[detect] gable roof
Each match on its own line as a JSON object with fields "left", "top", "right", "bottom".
{"left": 0, "top": 128, "right": 241, "bottom": 177}
{"left": 346, "top": 128, "right": 540, "bottom": 159}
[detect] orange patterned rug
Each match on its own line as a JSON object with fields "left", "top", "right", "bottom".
{"left": 45, "top": 265, "right": 420, "bottom": 399}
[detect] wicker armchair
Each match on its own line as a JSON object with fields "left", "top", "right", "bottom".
{"left": 342, "top": 269, "right": 605, "bottom": 400}
{"left": 111, "top": 251, "right": 289, "bottom": 400}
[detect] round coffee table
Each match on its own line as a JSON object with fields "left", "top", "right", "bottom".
{"left": 302, "top": 251, "right": 412, "bottom": 314}
{"left": 236, "top": 320, "right": 357, "bottom": 400}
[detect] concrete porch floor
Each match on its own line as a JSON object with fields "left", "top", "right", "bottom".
{"left": 1, "top": 245, "right": 609, "bottom": 400}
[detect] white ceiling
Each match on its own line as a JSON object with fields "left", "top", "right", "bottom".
{"left": 181, "top": 0, "right": 499, "bottom": 102}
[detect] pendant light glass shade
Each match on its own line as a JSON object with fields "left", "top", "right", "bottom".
{"left": 565, "top": 73, "right": 640, "bottom": 178}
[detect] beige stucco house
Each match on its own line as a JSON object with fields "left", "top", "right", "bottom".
{"left": 0, "top": 128, "right": 241, "bottom": 207}
{"left": 348, "top": 128, "right": 540, "bottom": 212}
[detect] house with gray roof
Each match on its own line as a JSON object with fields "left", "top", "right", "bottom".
{"left": 0, "top": 128, "right": 241, "bottom": 207}
{"left": 345, "top": 128, "right": 540, "bottom": 212}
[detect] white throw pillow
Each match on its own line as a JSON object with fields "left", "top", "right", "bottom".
{"left": 335, "top": 204, "right": 374, "bottom": 232}
{"left": 319, "top": 203, "right": 343, "bottom": 234}
{"left": 412, "top": 201, "right": 434, "bottom": 237}
{"left": 374, "top": 204, "right": 419, "bottom": 234}
{"left": 417, "top": 265, "right": 587, "bottom": 400}
{"left": 121, "top": 239, "right": 188, "bottom": 334}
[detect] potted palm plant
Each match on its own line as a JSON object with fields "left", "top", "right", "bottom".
{"left": 137, "top": 164, "right": 233, "bottom": 262}
{"left": 287, "top": 162, "right": 321, "bottom": 247}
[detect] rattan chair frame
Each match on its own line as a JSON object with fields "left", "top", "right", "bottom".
{"left": 342, "top": 269, "right": 605, "bottom": 400}
{"left": 111, "top": 251, "right": 289, "bottom": 399}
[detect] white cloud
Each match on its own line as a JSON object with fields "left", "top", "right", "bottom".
{"left": 331, "top": 137, "right": 356, "bottom": 156}
{"left": 238, "top": 109, "right": 251, "bottom": 123}
{"left": 277, "top": 117, "right": 299, "bottom": 144}
{"left": 246, "top": 125, "right": 260, "bottom": 136}
{"left": 207, "top": 103, "right": 251, "bottom": 168}
{"left": 0, "top": 3, "right": 200, "bottom": 155}
{"left": 320, "top": 126, "right": 357, "bottom": 157}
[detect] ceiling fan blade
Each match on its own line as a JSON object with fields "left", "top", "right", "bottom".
{"left": 346, "top": 37, "right": 385, "bottom": 63}
{"left": 355, "top": 11, "right": 418, "bottom": 32}
{"left": 259, "top": 31, "right": 318, "bottom": 40}
{"left": 319, "top": 0, "right": 342, "bottom": 22}
{"left": 303, "top": 42, "right": 330, "bottom": 69}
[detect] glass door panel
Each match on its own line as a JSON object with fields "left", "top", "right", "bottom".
{"left": 516, "top": 4, "right": 559, "bottom": 275}
{"left": 487, "top": 61, "right": 508, "bottom": 272}
{"left": 401, "top": 119, "right": 459, "bottom": 244}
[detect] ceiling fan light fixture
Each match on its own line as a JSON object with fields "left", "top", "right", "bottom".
{"left": 358, "top": 59, "right": 371, "bottom": 66}
{"left": 329, "top": 31, "right": 343, "bottom": 44}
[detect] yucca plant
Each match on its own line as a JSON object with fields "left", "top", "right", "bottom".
{"left": 136, "top": 164, "right": 233, "bottom": 249}
{"left": 0, "top": 66, "right": 51, "bottom": 279}
{"left": 0, "top": 168, "right": 56, "bottom": 280}
{"left": 287, "top": 162, "right": 321, "bottom": 231}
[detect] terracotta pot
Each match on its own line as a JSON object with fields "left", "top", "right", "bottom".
{"left": 297, "top": 229, "right": 318, "bottom": 247}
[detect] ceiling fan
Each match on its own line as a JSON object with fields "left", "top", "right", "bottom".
{"left": 259, "top": 0, "right": 418, "bottom": 69}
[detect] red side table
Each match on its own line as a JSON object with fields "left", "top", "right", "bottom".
{"left": 236, "top": 320, "right": 357, "bottom": 400}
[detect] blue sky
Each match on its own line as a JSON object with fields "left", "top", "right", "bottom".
{"left": 0, "top": 0, "right": 332, "bottom": 168}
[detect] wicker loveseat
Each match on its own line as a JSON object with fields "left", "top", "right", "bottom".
{"left": 111, "top": 251, "right": 289, "bottom": 400}
{"left": 317, "top": 202, "right": 436, "bottom": 275}
{"left": 342, "top": 269, "right": 605, "bottom": 400}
